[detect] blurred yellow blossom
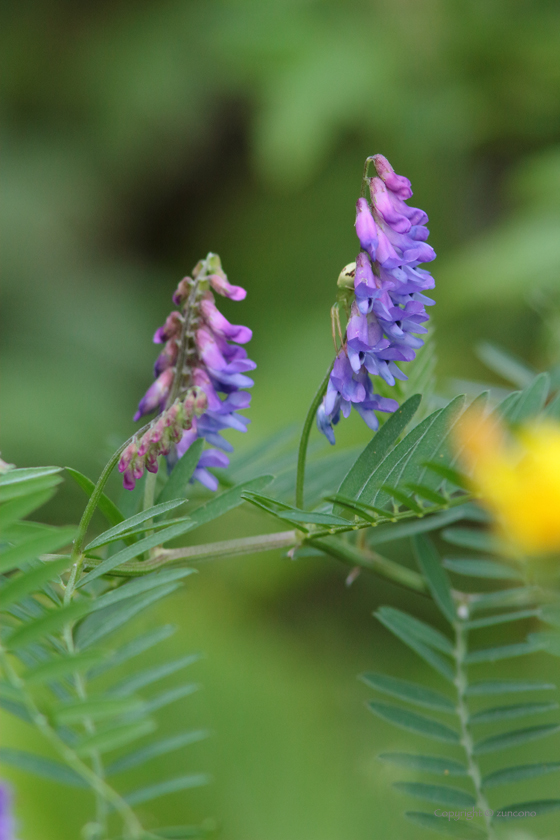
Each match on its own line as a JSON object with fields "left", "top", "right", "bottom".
{"left": 456, "top": 411, "right": 560, "bottom": 555}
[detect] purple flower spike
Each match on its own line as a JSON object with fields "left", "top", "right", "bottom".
{"left": 318, "top": 155, "right": 435, "bottom": 444}
{"left": 127, "top": 253, "right": 254, "bottom": 490}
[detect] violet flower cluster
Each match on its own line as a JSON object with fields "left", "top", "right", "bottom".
{"left": 317, "top": 155, "right": 436, "bottom": 443}
{"left": 123, "top": 254, "right": 254, "bottom": 491}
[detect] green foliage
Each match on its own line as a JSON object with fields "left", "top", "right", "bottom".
{"left": 0, "top": 466, "right": 211, "bottom": 839}
{"left": 362, "top": 528, "right": 560, "bottom": 839}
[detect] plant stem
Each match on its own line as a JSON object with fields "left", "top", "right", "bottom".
{"left": 85, "top": 531, "right": 298, "bottom": 574}
{"left": 311, "top": 536, "right": 427, "bottom": 593}
{"left": 82, "top": 528, "right": 427, "bottom": 594}
{"left": 453, "top": 619, "right": 496, "bottom": 840}
{"left": 295, "top": 365, "right": 333, "bottom": 509}
{"left": 0, "top": 647, "right": 143, "bottom": 839}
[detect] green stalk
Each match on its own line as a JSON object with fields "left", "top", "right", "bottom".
{"left": 453, "top": 619, "right": 496, "bottom": 840}
{"left": 295, "top": 365, "right": 333, "bottom": 509}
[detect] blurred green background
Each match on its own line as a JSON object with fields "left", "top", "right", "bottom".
{"left": 2, "top": 1, "right": 560, "bottom": 838}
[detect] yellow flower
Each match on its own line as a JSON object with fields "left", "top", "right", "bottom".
{"left": 456, "top": 411, "right": 560, "bottom": 555}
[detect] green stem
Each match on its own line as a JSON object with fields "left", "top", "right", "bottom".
{"left": 311, "top": 536, "right": 427, "bottom": 593}
{"left": 453, "top": 619, "right": 496, "bottom": 840}
{"left": 295, "top": 365, "right": 333, "bottom": 509}
{"left": 85, "top": 531, "right": 298, "bottom": 575}
{"left": 0, "top": 648, "right": 143, "bottom": 839}
{"left": 82, "top": 528, "right": 427, "bottom": 594}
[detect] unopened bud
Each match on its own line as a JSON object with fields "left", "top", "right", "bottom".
{"left": 172, "top": 277, "right": 192, "bottom": 307}
{"left": 193, "top": 387, "right": 208, "bottom": 416}
{"left": 153, "top": 312, "right": 183, "bottom": 344}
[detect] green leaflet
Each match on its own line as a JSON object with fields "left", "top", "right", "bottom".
{"left": 65, "top": 467, "right": 125, "bottom": 527}
{"left": 90, "top": 569, "right": 196, "bottom": 612}
{"left": 360, "top": 672, "right": 455, "bottom": 712}
{"left": 84, "top": 500, "right": 188, "bottom": 550}
{"left": 0, "top": 467, "right": 62, "bottom": 486}
{"left": 359, "top": 396, "right": 466, "bottom": 510}
{"left": 476, "top": 342, "right": 536, "bottom": 388}
{"left": 473, "top": 723, "right": 560, "bottom": 755}
{"left": 493, "top": 391, "right": 521, "bottom": 421}
{"left": 380, "top": 486, "right": 424, "bottom": 514}
{"left": 367, "top": 701, "right": 459, "bottom": 743}
{"left": 482, "top": 762, "right": 560, "bottom": 789}
{"left": 89, "top": 625, "right": 177, "bottom": 678}
{"left": 156, "top": 438, "right": 204, "bottom": 505}
{"left": 367, "top": 507, "right": 470, "bottom": 547}
{"left": 79, "top": 520, "right": 197, "bottom": 586}
{"left": 375, "top": 607, "right": 454, "bottom": 655}
{"left": 0, "top": 747, "right": 87, "bottom": 788}
{"left": 442, "top": 558, "right": 523, "bottom": 580}
{"left": 406, "top": 483, "right": 449, "bottom": 506}
{"left": 465, "top": 609, "right": 541, "bottom": 630}
{"left": 53, "top": 696, "right": 146, "bottom": 725}
{"left": 0, "top": 698, "right": 32, "bottom": 724}
{"left": 544, "top": 391, "right": 560, "bottom": 419}
{"left": 106, "top": 729, "right": 209, "bottom": 775}
{"left": 469, "top": 587, "right": 539, "bottom": 613}
{"left": 540, "top": 604, "right": 560, "bottom": 627}
{"left": 0, "top": 526, "right": 76, "bottom": 575}
{"left": 504, "top": 371, "right": 550, "bottom": 423}
{"left": 394, "top": 781, "right": 475, "bottom": 808}
{"left": 469, "top": 701, "right": 558, "bottom": 724}
{"left": 5, "top": 600, "right": 89, "bottom": 649}
{"left": 75, "top": 718, "right": 157, "bottom": 756}
{"left": 334, "top": 394, "right": 421, "bottom": 518}
{"left": 466, "top": 680, "right": 556, "bottom": 696}
{"left": 375, "top": 609, "right": 455, "bottom": 682}
{"left": 123, "top": 774, "right": 210, "bottom": 807}
{"left": 0, "top": 490, "right": 55, "bottom": 528}
{"left": 0, "top": 475, "right": 63, "bottom": 504}
{"left": 187, "top": 475, "right": 274, "bottom": 529}
{"left": 493, "top": 799, "right": 560, "bottom": 819}
{"left": 464, "top": 639, "right": 545, "bottom": 664}
{"left": 143, "top": 683, "right": 199, "bottom": 713}
{"left": 405, "top": 812, "right": 486, "bottom": 839}
{"left": 0, "top": 557, "right": 70, "bottom": 609}
{"left": 110, "top": 653, "right": 200, "bottom": 697}
{"left": 529, "top": 631, "right": 560, "bottom": 656}
{"left": 378, "top": 753, "right": 467, "bottom": 776}
{"left": 76, "top": 584, "right": 181, "bottom": 649}
{"left": 412, "top": 535, "right": 456, "bottom": 624}
{"left": 440, "top": 527, "right": 498, "bottom": 553}
{"left": 24, "top": 650, "right": 107, "bottom": 685}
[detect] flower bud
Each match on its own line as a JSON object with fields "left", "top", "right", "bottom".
{"left": 153, "top": 312, "right": 183, "bottom": 344}
{"left": 208, "top": 273, "right": 247, "bottom": 301}
{"left": 133, "top": 368, "right": 174, "bottom": 422}
{"left": 172, "top": 277, "right": 192, "bottom": 307}
{"left": 372, "top": 154, "right": 413, "bottom": 199}
{"left": 355, "top": 198, "right": 378, "bottom": 258}
{"left": 154, "top": 340, "right": 178, "bottom": 377}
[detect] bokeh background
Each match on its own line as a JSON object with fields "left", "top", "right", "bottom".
{"left": 2, "top": 1, "right": 560, "bottom": 838}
